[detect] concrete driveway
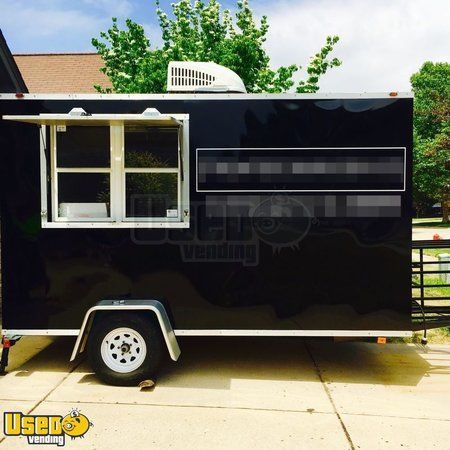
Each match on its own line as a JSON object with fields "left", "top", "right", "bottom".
{"left": 0, "top": 337, "right": 449, "bottom": 449}
{"left": 413, "top": 226, "right": 450, "bottom": 241}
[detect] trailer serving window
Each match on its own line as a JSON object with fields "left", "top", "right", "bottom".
{"left": 4, "top": 110, "right": 190, "bottom": 228}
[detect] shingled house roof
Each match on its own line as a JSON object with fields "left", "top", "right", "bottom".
{"left": 13, "top": 53, "right": 112, "bottom": 93}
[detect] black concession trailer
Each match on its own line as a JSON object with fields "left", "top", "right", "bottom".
{"left": 0, "top": 87, "right": 423, "bottom": 385}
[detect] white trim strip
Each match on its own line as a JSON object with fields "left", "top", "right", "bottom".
{"left": 111, "top": 124, "right": 122, "bottom": 222}
{"left": 56, "top": 167, "right": 111, "bottom": 173}
{"left": 0, "top": 93, "right": 414, "bottom": 100}
{"left": 2, "top": 113, "right": 186, "bottom": 126}
{"left": 2, "top": 329, "right": 413, "bottom": 337}
{"left": 2, "top": 329, "right": 80, "bottom": 336}
{"left": 51, "top": 126, "right": 57, "bottom": 221}
{"left": 41, "top": 221, "right": 190, "bottom": 228}
{"left": 39, "top": 125, "right": 48, "bottom": 224}
{"left": 174, "top": 329, "right": 413, "bottom": 337}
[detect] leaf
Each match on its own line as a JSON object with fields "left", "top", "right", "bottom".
{"left": 138, "top": 379, "right": 156, "bottom": 391}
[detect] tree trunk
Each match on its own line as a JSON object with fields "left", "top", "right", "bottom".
{"left": 442, "top": 195, "right": 450, "bottom": 224}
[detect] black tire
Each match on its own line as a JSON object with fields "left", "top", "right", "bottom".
{"left": 88, "top": 312, "right": 163, "bottom": 386}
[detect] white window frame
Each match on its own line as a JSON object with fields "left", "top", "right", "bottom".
{"left": 121, "top": 125, "right": 181, "bottom": 223}
{"left": 51, "top": 125, "right": 114, "bottom": 223}
{"left": 38, "top": 115, "right": 190, "bottom": 228}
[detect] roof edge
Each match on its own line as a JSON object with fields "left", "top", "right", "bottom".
{"left": 13, "top": 52, "right": 100, "bottom": 57}
{"left": 0, "top": 30, "right": 28, "bottom": 93}
{"left": 0, "top": 92, "right": 414, "bottom": 100}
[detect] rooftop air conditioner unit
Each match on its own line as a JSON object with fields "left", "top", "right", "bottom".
{"left": 167, "top": 61, "right": 247, "bottom": 93}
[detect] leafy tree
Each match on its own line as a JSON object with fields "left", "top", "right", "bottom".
{"left": 411, "top": 62, "right": 450, "bottom": 223}
{"left": 92, "top": 0, "right": 341, "bottom": 94}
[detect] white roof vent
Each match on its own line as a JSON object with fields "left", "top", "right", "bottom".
{"left": 142, "top": 108, "right": 161, "bottom": 117}
{"left": 69, "top": 107, "right": 88, "bottom": 116}
{"left": 167, "top": 61, "right": 247, "bottom": 93}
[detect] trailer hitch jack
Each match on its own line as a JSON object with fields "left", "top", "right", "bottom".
{"left": 0, "top": 337, "right": 19, "bottom": 375}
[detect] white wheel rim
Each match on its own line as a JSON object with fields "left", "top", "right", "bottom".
{"left": 101, "top": 327, "right": 147, "bottom": 373}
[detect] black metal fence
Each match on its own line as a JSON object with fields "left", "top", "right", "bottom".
{"left": 412, "top": 240, "right": 450, "bottom": 340}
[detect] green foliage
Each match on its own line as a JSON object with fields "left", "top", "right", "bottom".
{"left": 411, "top": 62, "right": 450, "bottom": 139}
{"left": 92, "top": 18, "right": 167, "bottom": 93}
{"left": 125, "top": 151, "right": 178, "bottom": 215}
{"left": 126, "top": 172, "right": 177, "bottom": 198}
{"left": 92, "top": 0, "right": 341, "bottom": 94}
{"left": 411, "top": 62, "right": 450, "bottom": 222}
{"left": 297, "top": 36, "right": 341, "bottom": 93}
{"left": 98, "top": 150, "right": 177, "bottom": 209}
{"left": 125, "top": 150, "right": 176, "bottom": 198}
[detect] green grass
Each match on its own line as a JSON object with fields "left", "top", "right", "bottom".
{"left": 412, "top": 248, "right": 450, "bottom": 258}
{"left": 412, "top": 275, "right": 450, "bottom": 298}
{"left": 411, "top": 219, "right": 450, "bottom": 343}
{"left": 413, "top": 217, "right": 450, "bottom": 228}
{"left": 393, "top": 327, "right": 450, "bottom": 344}
{"left": 425, "top": 327, "right": 450, "bottom": 343}
{"left": 413, "top": 217, "right": 441, "bottom": 223}
{"left": 409, "top": 274, "right": 450, "bottom": 343}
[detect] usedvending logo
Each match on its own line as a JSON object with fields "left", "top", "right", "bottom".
{"left": 3, "top": 408, "right": 93, "bottom": 446}
{"left": 250, "top": 195, "right": 312, "bottom": 251}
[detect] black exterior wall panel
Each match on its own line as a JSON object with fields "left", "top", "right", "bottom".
{"left": 0, "top": 97, "right": 413, "bottom": 331}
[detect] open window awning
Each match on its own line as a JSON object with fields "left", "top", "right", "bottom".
{"left": 2, "top": 108, "right": 183, "bottom": 127}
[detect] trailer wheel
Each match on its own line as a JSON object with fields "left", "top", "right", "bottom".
{"left": 88, "top": 313, "right": 163, "bottom": 386}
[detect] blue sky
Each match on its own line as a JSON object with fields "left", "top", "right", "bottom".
{"left": 0, "top": 0, "right": 248, "bottom": 52}
{"left": 0, "top": 0, "right": 449, "bottom": 92}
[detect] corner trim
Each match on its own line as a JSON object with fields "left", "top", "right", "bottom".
{"left": 173, "top": 329, "right": 413, "bottom": 337}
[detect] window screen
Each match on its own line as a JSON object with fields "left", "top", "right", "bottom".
{"left": 57, "top": 126, "right": 110, "bottom": 168}
{"left": 125, "top": 126, "right": 178, "bottom": 168}
{"left": 55, "top": 126, "right": 111, "bottom": 220}
{"left": 124, "top": 125, "right": 180, "bottom": 219}
{"left": 125, "top": 173, "right": 178, "bottom": 218}
{"left": 58, "top": 173, "right": 110, "bottom": 218}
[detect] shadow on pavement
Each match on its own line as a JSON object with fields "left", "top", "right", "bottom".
{"left": 78, "top": 337, "right": 447, "bottom": 389}
{"left": 8, "top": 337, "right": 75, "bottom": 376}
{"left": 4, "top": 335, "right": 448, "bottom": 389}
